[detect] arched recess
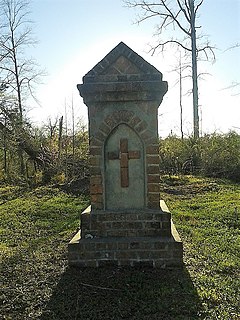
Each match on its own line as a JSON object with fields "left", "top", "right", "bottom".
{"left": 104, "top": 123, "right": 145, "bottom": 210}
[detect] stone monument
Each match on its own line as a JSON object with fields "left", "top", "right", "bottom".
{"left": 68, "top": 42, "right": 183, "bottom": 267}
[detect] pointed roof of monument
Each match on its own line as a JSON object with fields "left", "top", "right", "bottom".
{"left": 83, "top": 42, "right": 163, "bottom": 83}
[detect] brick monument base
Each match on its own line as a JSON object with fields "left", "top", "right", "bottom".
{"left": 68, "top": 201, "right": 183, "bottom": 268}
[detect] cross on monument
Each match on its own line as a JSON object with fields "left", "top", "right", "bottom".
{"left": 108, "top": 138, "right": 140, "bottom": 188}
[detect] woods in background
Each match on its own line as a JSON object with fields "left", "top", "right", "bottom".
{"left": 0, "top": 97, "right": 90, "bottom": 193}
{"left": 0, "top": 0, "right": 239, "bottom": 191}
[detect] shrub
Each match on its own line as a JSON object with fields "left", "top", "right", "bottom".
{"left": 159, "top": 135, "right": 201, "bottom": 175}
{"left": 159, "top": 131, "right": 240, "bottom": 182}
{"left": 199, "top": 132, "right": 240, "bottom": 181}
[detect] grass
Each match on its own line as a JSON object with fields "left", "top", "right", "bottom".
{"left": 161, "top": 176, "right": 240, "bottom": 319}
{"left": 0, "top": 177, "right": 239, "bottom": 319}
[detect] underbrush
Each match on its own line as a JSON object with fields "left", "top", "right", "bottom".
{"left": 159, "top": 132, "right": 240, "bottom": 182}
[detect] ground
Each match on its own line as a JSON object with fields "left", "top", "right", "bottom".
{"left": 0, "top": 176, "right": 239, "bottom": 319}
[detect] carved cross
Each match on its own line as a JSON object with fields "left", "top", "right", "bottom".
{"left": 108, "top": 138, "right": 140, "bottom": 188}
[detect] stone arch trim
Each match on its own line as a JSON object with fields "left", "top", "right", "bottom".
{"left": 89, "top": 110, "right": 160, "bottom": 210}
{"left": 92, "top": 110, "right": 155, "bottom": 146}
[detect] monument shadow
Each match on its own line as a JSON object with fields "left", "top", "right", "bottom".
{"left": 39, "top": 265, "right": 203, "bottom": 320}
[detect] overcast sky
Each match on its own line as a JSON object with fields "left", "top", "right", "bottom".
{"left": 28, "top": 0, "right": 240, "bottom": 137}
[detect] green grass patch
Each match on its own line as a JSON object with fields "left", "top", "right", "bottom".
{"left": 1, "top": 178, "right": 239, "bottom": 319}
{"left": 0, "top": 186, "right": 87, "bottom": 258}
{"left": 161, "top": 176, "right": 240, "bottom": 319}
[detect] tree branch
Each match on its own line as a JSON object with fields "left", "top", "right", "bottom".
{"left": 177, "top": 0, "right": 190, "bottom": 22}
{"left": 194, "top": 0, "right": 204, "bottom": 15}
{"left": 160, "top": 0, "right": 191, "bottom": 36}
{"left": 198, "top": 43, "right": 216, "bottom": 61}
{"left": 150, "top": 39, "right": 191, "bottom": 55}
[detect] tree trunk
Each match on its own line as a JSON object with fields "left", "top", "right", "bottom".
{"left": 189, "top": 0, "right": 199, "bottom": 139}
{"left": 58, "top": 116, "right": 63, "bottom": 163}
{"left": 3, "top": 117, "right": 8, "bottom": 174}
{"left": 179, "top": 53, "right": 184, "bottom": 140}
{"left": 72, "top": 99, "right": 75, "bottom": 176}
{"left": 11, "top": 21, "right": 25, "bottom": 174}
{"left": 64, "top": 103, "right": 68, "bottom": 179}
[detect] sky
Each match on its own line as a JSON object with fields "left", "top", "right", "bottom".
{"left": 27, "top": 0, "right": 240, "bottom": 137}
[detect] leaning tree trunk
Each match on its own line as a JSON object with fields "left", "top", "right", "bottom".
{"left": 0, "top": 122, "right": 53, "bottom": 172}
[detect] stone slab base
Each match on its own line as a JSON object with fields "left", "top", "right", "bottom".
{"left": 68, "top": 201, "right": 183, "bottom": 268}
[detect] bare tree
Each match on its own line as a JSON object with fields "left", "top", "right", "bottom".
{"left": 179, "top": 52, "right": 184, "bottom": 139}
{"left": 0, "top": 0, "right": 43, "bottom": 174}
{"left": 0, "top": 0, "right": 43, "bottom": 121}
{"left": 125, "top": 0, "right": 215, "bottom": 139}
{"left": 170, "top": 50, "right": 192, "bottom": 139}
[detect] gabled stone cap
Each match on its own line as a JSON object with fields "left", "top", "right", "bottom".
{"left": 78, "top": 41, "right": 168, "bottom": 103}
{"left": 83, "top": 42, "right": 163, "bottom": 83}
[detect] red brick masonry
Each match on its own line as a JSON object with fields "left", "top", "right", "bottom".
{"left": 68, "top": 201, "right": 183, "bottom": 268}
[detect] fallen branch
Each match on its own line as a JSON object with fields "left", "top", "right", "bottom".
{"left": 80, "top": 282, "right": 122, "bottom": 291}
